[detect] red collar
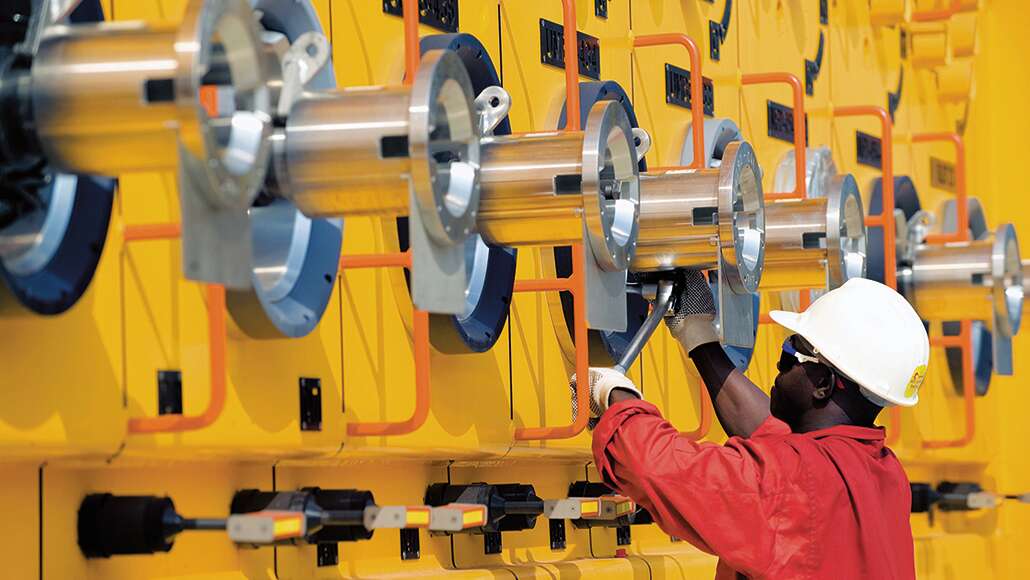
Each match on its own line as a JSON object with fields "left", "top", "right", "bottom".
{"left": 806, "top": 424, "right": 886, "bottom": 442}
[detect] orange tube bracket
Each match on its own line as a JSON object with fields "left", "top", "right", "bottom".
{"left": 741, "top": 72, "right": 808, "bottom": 200}
{"left": 914, "top": 133, "right": 969, "bottom": 244}
{"left": 834, "top": 106, "right": 896, "bottom": 290}
{"left": 402, "top": 0, "right": 419, "bottom": 85}
{"left": 512, "top": 244, "right": 590, "bottom": 441}
{"left": 923, "top": 320, "right": 976, "bottom": 449}
{"left": 559, "top": 0, "right": 580, "bottom": 131}
{"left": 633, "top": 33, "right": 706, "bottom": 169}
{"left": 122, "top": 223, "right": 228, "bottom": 435}
{"left": 342, "top": 251, "right": 435, "bottom": 438}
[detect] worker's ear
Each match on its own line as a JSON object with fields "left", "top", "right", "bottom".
{"left": 812, "top": 372, "right": 834, "bottom": 401}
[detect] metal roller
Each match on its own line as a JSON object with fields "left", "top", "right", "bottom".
{"left": 274, "top": 48, "right": 480, "bottom": 314}
{"left": 767, "top": 147, "right": 867, "bottom": 295}
{"left": 899, "top": 223, "right": 1023, "bottom": 337}
{"left": 477, "top": 99, "right": 639, "bottom": 272}
{"left": 6, "top": 0, "right": 276, "bottom": 288}
{"left": 631, "top": 140, "right": 765, "bottom": 294}
{"left": 277, "top": 50, "right": 478, "bottom": 244}
{"left": 474, "top": 98, "right": 641, "bottom": 331}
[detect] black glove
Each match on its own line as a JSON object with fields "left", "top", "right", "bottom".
{"left": 664, "top": 269, "right": 720, "bottom": 353}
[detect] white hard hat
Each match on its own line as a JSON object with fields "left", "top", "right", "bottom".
{"left": 769, "top": 278, "right": 929, "bottom": 407}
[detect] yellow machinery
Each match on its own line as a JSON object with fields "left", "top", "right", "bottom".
{"left": 1, "top": 0, "right": 1029, "bottom": 578}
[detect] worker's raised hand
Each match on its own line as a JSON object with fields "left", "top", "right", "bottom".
{"left": 570, "top": 367, "right": 642, "bottom": 424}
{"left": 664, "top": 269, "right": 720, "bottom": 354}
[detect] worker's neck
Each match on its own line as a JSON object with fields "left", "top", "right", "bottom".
{"left": 792, "top": 405, "right": 855, "bottom": 433}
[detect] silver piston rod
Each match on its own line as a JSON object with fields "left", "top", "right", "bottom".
{"left": 761, "top": 175, "right": 866, "bottom": 291}
{"left": 26, "top": 0, "right": 276, "bottom": 287}
{"left": 276, "top": 49, "right": 479, "bottom": 246}
{"left": 630, "top": 140, "right": 765, "bottom": 294}
{"left": 476, "top": 99, "right": 640, "bottom": 272}
{"left": 901, "top": 224, "right": 1023, "bottom": 338}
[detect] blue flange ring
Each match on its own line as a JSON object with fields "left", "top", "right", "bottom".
{"left": 940, "top": 197, "right": 993, "bottom": 396}
{"left": 0, "top": 0, "right": 114, "bottom": 315}
{"left": 866, "top": 175, "right": 921, "bottom": 285}
{"left": 225, "top": 0, "right": 342, "bottom": 339}
{"left": 393, "top": 33, "right": 517, "bottom": 354}
{"left": 552, "top": 81, "right": 651, "bottom": 365}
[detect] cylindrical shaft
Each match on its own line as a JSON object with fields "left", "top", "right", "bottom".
{"left": 477, "top": 131, "right": 588, "bottom": 247}
{"left": 502, "top": 500, "right": 545, "bottom": 516}
{"left": 760, "top": 198, "right": 829, "bottom": 290}
{"left": 31, "top": 23, "right": 182, "bottom": 173}
{"left": 181, "top": 518, "right": 228, "bottom": 531}
{"left": 907, "top": 241, "right": 995, "bottom": 321}
{"left": 283, "top": 88, "right": 413, "bottom": 218}
{"left": 632, "top": 170, "right": 721, "bottom": 271}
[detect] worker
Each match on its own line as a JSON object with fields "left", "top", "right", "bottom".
{"left": 583, "top": 273, "right": 929, "bottom": 579}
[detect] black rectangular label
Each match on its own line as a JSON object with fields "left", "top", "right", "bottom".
{"left": 766, "top": 100, "right": 808, "bottom": 145}
{"left": 665, "top": 63, "right": 715, "bottom": 117}
{"left": 931, "top": 157, "right": 957, "bottom": 191}
{"left": 595, "top": 0, "right": 608, "bottom": 18}
{"left": 299, "top": 377, "right": 323, "bottom": 432}
{"left": 383, "top": 0, "right": 458, "bottom": 33}
{"left": 856, "top": 131, "right": 883, "bottom": 168}
{"left": 540, "top": 19, "right": 601, "bottom": 80}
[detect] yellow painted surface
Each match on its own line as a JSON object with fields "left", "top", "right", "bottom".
{"left": 0, "top": 1, "right": 1027, "bottom": 579}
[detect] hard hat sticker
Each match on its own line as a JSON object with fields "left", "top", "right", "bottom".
{"left": 904, "top": 364, "right": 928, "bottom": 399}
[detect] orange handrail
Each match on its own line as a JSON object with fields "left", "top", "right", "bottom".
{"left": 914, "top": 133, "right": 968, "bottom": 244}
{"left": 741, "top": 72, "right": 808, "bottom": 201}
{"left": 911, "top": 0, "right": 962, "bottom": 22}
{"left": 512, "top": 244, "right": 590, "bottom": 441}
{"left": 402, "top": 0, "right": 418, "bottom": 85}
{"left": 834, "top": 105, "right": 896, "bottom": 290}
{"left": 633, "top": 33, "right": 705, "bottom": 169}
{"left": 833, "top": 105, "right": 899, "bottom": 444}
{"left": 341, "top": 251, "right": 434, "bottom": 437}
{"left": 123, "top": 223, "right": 228, "bottom": 434}
{"left": 923, "top": 320, "right": 976, "bottom": 448}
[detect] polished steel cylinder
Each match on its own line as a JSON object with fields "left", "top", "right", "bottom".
{"left": 902, "top": 224, "right": 1023, "bottom": 337}
{"left": 30, "top": 0, "right": 273, "bottom": 209}
{"left": 31, "top": 23, "right": 183, "bottom": 173}
{"left": 280, "top": 49, "right": 479, "bottom": 244}
{"left": 477, "top": 100, "right": 640, "bottom": 271}
{"left": 630, "top": 140, "right": 765, "bottom": 293}
{"left": 760, "top": 174, "right": 866, "bottom": 291}
{"left": 283, "top": 88, "right": 414, "bottom": 217}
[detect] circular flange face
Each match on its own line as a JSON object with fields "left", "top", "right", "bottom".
{"left": 0, "top": 0, "right": 114, "bottom": 315}
{"left": 176, "top": 0, "right": 273, "bottom": 210}
{"left": 398, "top": 33, "right": 515, "bottom": 354}
{"left": 581, "top": 100, "right": 640, "bottom": 272}
{"left": 825, "top": 174, "right": 867, "bottom": 288}
{"left": 408, "top": 49, "right": 481, "bottom": 245}
{"left": 225, "top": 0, "right": 342, "bottom": 339}
{"left": 866, "top": 176, "right": 921, "bottom": 285}
{"left": 718, "top": 141, "right": 764, "bottom": 293}
{"left": 991, "top": 223, "right": 1023, "bottom": 338}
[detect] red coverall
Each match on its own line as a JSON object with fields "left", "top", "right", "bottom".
{"left": 593, "top": 399, "right": 915, "bottom": 579}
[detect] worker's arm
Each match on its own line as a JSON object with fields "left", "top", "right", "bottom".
{"left": 665, "top": 270, "right": 770, "bottom": 437}
{"left": 592, "top": 399, "right": 790, "bottom": 577}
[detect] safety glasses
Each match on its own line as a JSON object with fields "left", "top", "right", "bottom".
{"left": 777, "top": 335, "right": 822, "bottom": 373}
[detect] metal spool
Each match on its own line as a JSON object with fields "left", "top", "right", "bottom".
{"left": 866, "top": 176, "right": 922, "bottom": 285}
{"left": 547, "top": 82, "right": 649, "bottom": 364}
{"left": 766, "top": 148, "right": 867, "bottom": 292}
{"left": 280, "top": 49, "right": 479, "bottom": 244}
{"left": 391, "top": 34, "right": 517, "bottom": 354}
{"left": 0, "top": 0, "right": 115, "bottom": 315}
{"left": 25, "top": 0, "right": 276, "bottom": 288}
{"left": 225, "top": 0, "right": 342, "bottom": 339}
{"left": 900, "top": 223, "right": 1022, "bottom": 343}
{"left": 679, "top": 118, "right": 763, "bottom": 370}
{"left": 939, "top": 198, "right": 994, "bottom": 395}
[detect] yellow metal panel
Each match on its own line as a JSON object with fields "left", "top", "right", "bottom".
{"left": 0, "top": 464, "right": 40, "bottom": 579}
